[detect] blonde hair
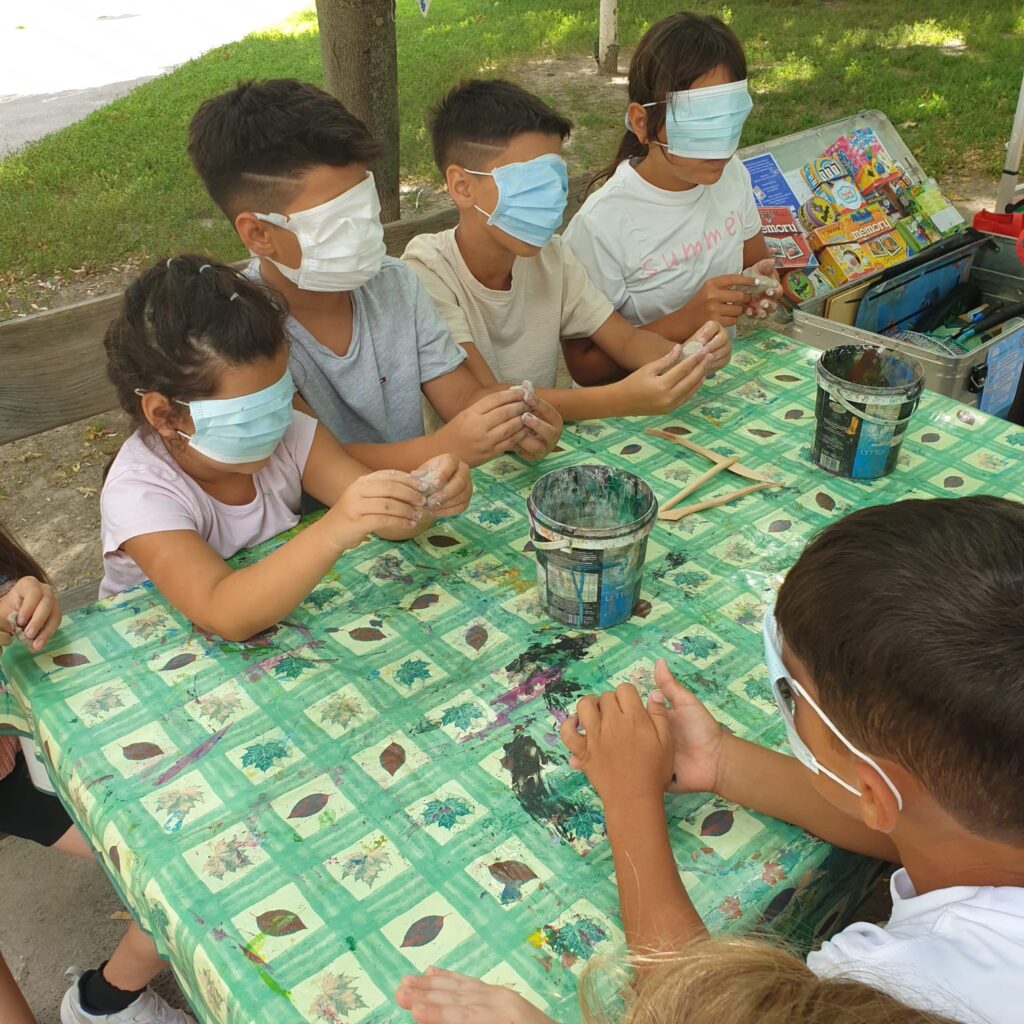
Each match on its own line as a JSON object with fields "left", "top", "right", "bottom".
{"left": 580, "top": 938, "right": 960, "bottom": 1024}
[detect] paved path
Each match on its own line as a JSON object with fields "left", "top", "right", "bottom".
{"left": 1, "top": 0, "right": 305, "bottom": 156}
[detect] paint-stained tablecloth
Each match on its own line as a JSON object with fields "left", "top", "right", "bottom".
{"left": 2, "top": 329, "right": 1023, "bottom": 1024}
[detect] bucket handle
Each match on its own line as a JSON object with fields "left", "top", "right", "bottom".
{"left": 823, "top": 384, "right": 918, "bottom": 427}
{"left": 531, "top": 535, "right": 572, "bottom": 551}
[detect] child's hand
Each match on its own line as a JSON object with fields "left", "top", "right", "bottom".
{"left": 741, "top": 258, "right": 781, "bottom": 319}
{"left": 616, "top": 346, "right": 709, "bottom": 416}
{"left": 560, "top": 683, "right": 675, "bottom": 809}
{"left": 414, "top": 455, "right": 473, "bottom": 518}
{"left": 0, "top": 577, "right": 61, "bottom": 654}
{"left": 514, "top": 395, "right": 563, "bottom": 461}
{"left": 688, "top": 274, "right": 752, "bottom": 328}
{"left": 650, "top": 659, "right": 729, "bottom": 794}
{"left": 395, "top": 967, "right": 556, "bottom": 1024}
{"left": 325, "top": 470, "right": 430, "bottom": 549}
{"left": 683, "top": 320, "right": 732, "bottom": 373}
{"left": 445, "top": 391, "right": 529, "bottom": 466}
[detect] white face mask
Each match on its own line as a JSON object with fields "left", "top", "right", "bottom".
{"left": 254, "top": 173, "right": 387, "bottom": 292}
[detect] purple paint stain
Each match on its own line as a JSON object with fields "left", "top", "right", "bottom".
{"left": 153, "top": 725, "right": 231, "bottom": 787}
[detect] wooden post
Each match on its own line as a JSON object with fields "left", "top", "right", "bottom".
{"left": 597, "top": 0, "right": 618, "bottom": 76}
{"left": 316, "top": 0, "right": 401, "bottom": 221}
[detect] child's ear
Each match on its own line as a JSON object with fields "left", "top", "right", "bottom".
{"left": 141, "top": 393, "right": 190, "bottom": 441}
{"left": 852, "top": 759, "right": 903, "bottom": 834}
{"left": 235, "top": 212, "right": 276, "bottom": 256}
{"left": 627, "top": 103, "right": 650, "bottom": 144}
{"left": 445, "top": 166, "right": 476, "bottom": 210}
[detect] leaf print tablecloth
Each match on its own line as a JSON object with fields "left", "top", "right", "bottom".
{"left": 2, "top": 329, "right": 1023, "bottom": 1024}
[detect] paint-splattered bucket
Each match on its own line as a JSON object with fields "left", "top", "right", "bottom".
{"left": 527, "top": 465, "right": 657, "bottom": 629}
{"left": 812, "top": 345, "right": 925, "bottom": 480}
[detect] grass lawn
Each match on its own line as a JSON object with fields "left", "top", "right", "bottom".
{"left": 1, "top": 0, "right": 1022, "bottom": 317}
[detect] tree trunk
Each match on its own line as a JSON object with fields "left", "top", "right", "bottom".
{"left": 316, "top": 0, "right": 401, "bottom": 222}
{"left": 597, "top": 0, "right": 619, "bottom": 76}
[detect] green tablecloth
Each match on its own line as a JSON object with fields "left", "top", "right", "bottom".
{"left": 2, "top": 329, "right": 1022, "bottom": 1024}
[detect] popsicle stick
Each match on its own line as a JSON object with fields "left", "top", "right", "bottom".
{"left": 658, "top": 481, "right": 777, "bottom": 522}
{"left": 660, "top": 456, "right": 740, "bottom": 513}
{"left": 645, "top": 427, "right": 778, "bottom": 485}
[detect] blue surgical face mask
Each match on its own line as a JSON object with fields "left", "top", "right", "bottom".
{"left": 174, "top": 369, "right": 295, "bottom": 465}
{"left": 627, "top": 79, "right": 753, "bottom": 160}
{"left": 464, "top": 153, "right": 569, "bottom": 247}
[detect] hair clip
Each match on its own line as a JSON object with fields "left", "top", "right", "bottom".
{"left": 133, "top": 388, "right": 147, "bottom": 397}
{"left": 229, "top": 292, "right": 240, "bottom": 302}
{"left": 166, "top": 258, "right": 175, "bottom": 269}
{"left": 198, "top": 264, "right": 212, "bottom": 274}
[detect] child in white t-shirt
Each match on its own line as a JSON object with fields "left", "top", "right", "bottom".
{"left": 563, "top": 12, "right": 778, "bottom": 385}
{"left": 100, "top": 255, "right": 471, "bottom": 640}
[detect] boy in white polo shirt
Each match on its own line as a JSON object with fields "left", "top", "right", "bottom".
{"left": 560, "top": 495, "right": 1024, "bottom": 1024}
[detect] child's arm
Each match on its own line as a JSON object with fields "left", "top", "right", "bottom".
{"left": 122, "top": 467, "right": 430, "bottom": 641}
{"left": 561, "top": 684, "right": 709, "bottom": 953}
{"left": 653, "top": 661, "right": 900, "bottom": 862}
{"left": 0, "top": 577, "right": 61, "bottom": 654}
{"left": 396, "top": 968, "right": 557, "bottom": 1024}
{"left": 588, "top": 311, "right": 676, "bottom": 370}
{"left": 536, "top": 340, "right": 715, "bottom": 422}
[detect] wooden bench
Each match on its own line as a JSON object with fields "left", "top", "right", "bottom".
{"left": 0, "top": 175, "right": 592, "bottom": 610}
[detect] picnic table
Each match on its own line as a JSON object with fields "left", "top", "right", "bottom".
{"left": 2, "top": 328, "right": 1022, "bottom": 1024}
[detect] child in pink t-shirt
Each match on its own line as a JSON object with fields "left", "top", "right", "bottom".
{"left": 100, "top": 255, "right": 472, "bottom": 640}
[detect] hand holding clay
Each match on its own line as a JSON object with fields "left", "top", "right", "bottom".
{"left": 686, "top": 274, "right": 752, "bottom": 328}
{"left": 741, "top": 257, "right": 782, "bottom": 319}
{"left": 511, "top": 383, "right": 563, "bottom": 461}
{"left": 561, "top": 683, "right": 676, "bottom": 808}
{"left": 0, "top": 576, "right": 61, "bottom": 654}
{"left": 680, "top": 320, "right": 731, "bottom": 372}
{"left": 413, "top": 454, "right": 473, "bottom": 519}
{"left": 615, "top": 344, "right": 709, "bottom": 416}
{"left": 650, "top": 659, "right": 730, "bottom": 795}
{"left": 325, "top": 469, "right": 431, "bottom": 549}
{"left": 443, "top": 390, "right": 529, "bottom": 466}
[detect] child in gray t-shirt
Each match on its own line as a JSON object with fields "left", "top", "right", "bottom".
{"left": 188, "top": 79, "right": 564, "bottom": 469}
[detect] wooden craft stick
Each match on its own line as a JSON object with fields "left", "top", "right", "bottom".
{"left": 660, "top": 456, "right": 740, "bottom": 512}
{"left": 658, "top": 481, "right": 777, "bottom": 522}
{"left": 645, "top": 428, "right": 778, "bottom": 485}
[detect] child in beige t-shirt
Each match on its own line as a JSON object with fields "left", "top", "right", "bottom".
{"left": 403, "top": 79, "right": 730, "bottom": 421}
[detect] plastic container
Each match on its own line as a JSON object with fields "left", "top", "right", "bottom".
{"left": 812, "top": 344, "right": 924, "bottom": 479}
{"left": 19, "top": 736, "right": 56, "bottom": 793}
{"left": 527, "top": 465, "right": 657, "bottom": 629}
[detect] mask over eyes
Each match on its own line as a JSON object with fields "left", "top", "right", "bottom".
{"left": 254, "top": 173, "right": 387, "bottom": 292}
{"left": 626, "top": 79, "right": 753, "bottom": 160}
{"left": 173, "top": 369, "right": 296, "bottom": 465}
{"left": 464, "top": 153, "right": 570, "bottom": 247}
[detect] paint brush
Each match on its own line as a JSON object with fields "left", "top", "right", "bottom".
{"left": 659, "top": 456, "right": 740, "bottom": 513}
{"left": 658, "top": 481, "right": 778, "bottom": 521}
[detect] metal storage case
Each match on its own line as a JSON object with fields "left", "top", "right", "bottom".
{"left": 738, "top": 112, "right": 1024, "bottom": 411}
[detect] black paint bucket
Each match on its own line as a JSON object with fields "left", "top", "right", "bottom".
{"left": 812, "top": 345, "right": 925, "bottom": 480}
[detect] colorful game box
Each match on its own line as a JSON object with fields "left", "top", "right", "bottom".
{"left": 758, "top": 206, "right": 818, "bottom": 268}
{"left": 806, "top": 206, "right": 897, "bottom": 252}
{"left": 826, "top": 128, "right": 904, "bottom": 196}
{"left": 817, "top": 243, "right": 880, "bottom": 287}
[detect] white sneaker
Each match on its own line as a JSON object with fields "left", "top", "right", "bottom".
{"left": 61, "top": 969, "right": 197, "bottom": 1024}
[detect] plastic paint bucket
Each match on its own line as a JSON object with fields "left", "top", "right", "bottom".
{"left": 19, "top": 736, "right": 56, "bottom": 794}
{"left": 527, "top": 465, "right": 657, "bottom": 629}
{"left": 812, "top": 345, "right": 925, "bottom": 480}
